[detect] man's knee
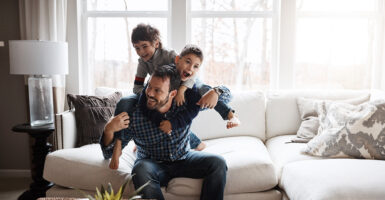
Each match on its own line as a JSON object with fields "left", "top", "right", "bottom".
{"left": 208, "top": 155, "right": 227, "bottom": 174}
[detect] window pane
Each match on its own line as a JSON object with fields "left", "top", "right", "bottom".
{"left": 88, "top": 18, "right": 168, "bottom": 89}
{"left": 87, "top": 0, "right": 168, "bottom": 11}
{"left": 297, "top": 0, "right": 377, "bottom": 12}
{"left": 294, "top": 18, "right": 374, "bottom": 89}
{"left": 192, "top": 0, "right": 273, "bottom": 11}
{"left": 191, "top": 18, "right": 272, "bottom": 90}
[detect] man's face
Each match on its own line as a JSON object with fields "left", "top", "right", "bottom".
{"left": 145, "top": 76, "right": 172, "bottom": 110}
{"left": 133, "top": 40, "right": 159, "bottom": 62}
{"left": 175, "top": 53, "right": 202, "bottom": 81}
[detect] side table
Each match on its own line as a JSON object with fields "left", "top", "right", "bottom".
{"left": 12, "top": 123, "right": 55, "bottom": 200}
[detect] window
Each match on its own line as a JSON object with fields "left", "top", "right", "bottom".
{"left": 83, "top": 0, "right": 169, "bottom": 94}
{"left": 79, "top": 0, "right": 385, "bottom": 94}
{"left": 190, "top": 0, "right": 278, "bottom": 91}
{"left": 293, "top": 0, "right": 383, "bottom": 89}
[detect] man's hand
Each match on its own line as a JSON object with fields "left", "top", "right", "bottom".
{"left": 175, "top": 86, "right": 188, "bottom": 106}
{"left": 160, "top": 120, "right": 172, "bottom": 134}
{"left": 196, "top": 89, "right": 218, "bottom": 109}
{"left": 105, "top": 112, "right": 130, "bottom": 133}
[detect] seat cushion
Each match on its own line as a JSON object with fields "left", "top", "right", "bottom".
{"left": 266, "top": 135, "right": 321, "bottom": 178}
{"left": 44, "top": 136, "right": 277, "bottom": 195}
{"left": 44, "top": 141, "right": 137, "bottom": 193}
{"left": 280, "top": 159, "right": 385, "bottom": 200}
{"left": 166, "top": 136, "right": 278, "bottom": 195}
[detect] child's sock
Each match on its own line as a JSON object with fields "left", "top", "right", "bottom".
{"left": 226, "top": 111, "right": 241, "bottom": 129}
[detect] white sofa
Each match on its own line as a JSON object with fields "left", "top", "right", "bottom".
{"left": 43, "top": 88, "right": 385, "bottom": 200}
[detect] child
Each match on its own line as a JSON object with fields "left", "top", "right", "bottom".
{"left": 109, "top": 24, "right": 240, "bottom": 169}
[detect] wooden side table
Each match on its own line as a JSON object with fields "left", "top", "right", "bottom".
{"left": 12, "top": 123, "right": 55, "bottom": 200}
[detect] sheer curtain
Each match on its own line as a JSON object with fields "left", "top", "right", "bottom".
{"left": 18, "top": 0, "right": 68, "bottom": 114}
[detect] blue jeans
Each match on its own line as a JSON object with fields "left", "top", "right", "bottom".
{"left": 132, "top": 151, "right": 227, "bottom": 200}
{"left": 195, "top": 79, "right": 233, "bottom": 120}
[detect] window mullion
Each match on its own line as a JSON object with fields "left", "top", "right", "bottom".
{"left": 170, "top": 0, "right": 187, "bottom": 52}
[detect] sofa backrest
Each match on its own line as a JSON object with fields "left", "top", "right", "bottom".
{"left": 265, "top": 89, "right": 371, "bottom": 139}
{"left": 191, "top": 90, "right": 266, "bottom": 141}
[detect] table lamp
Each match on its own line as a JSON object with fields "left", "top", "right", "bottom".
{"left": 9, "top": 40, "right": 68, "bottom": 126}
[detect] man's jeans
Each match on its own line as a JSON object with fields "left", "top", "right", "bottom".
{"left": 132, "top": 151, "right": 227, "bottom": 200}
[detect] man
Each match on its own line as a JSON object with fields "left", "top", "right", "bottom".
{"left": 100, "top": 65, "right": 227, "bottom": 200}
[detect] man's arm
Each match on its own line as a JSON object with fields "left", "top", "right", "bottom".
{"left": 99, "top": 112, "right": 131, "bottom": 159}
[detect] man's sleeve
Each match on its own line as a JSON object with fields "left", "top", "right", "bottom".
{"left": 99, "top": 128, "right": 133, "bottom": 160}
{"left": 133, "top": 60, "right": 148, "bottom": 95}
{"left": 169, "top": 86, "right": 201, "bottom": 129}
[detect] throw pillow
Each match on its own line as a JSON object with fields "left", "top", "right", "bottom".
{"left": 293, "top": 95, "right": 370, "bottom": 143}
{"left": 67, "top": 92, "right": 122, "bottom": 147}
{"left": 303, "top": 100, "right": 385, "bottom": 159}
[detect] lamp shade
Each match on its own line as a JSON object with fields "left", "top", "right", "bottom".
{"left": 9, "top": 40, "right": 68, "bottom": 75}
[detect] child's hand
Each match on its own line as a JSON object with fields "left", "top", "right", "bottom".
{"left": 196, "top": 89, "right": 218, "bottom": 109}
{"left": 105, "top": 112, "right": 130, "bottom": 133}
{"left": 175, "top": 91, "right": 185, "bottom": 107}
{"left": 175, "top": 86, "right": 188, "bottom": 106}
{"left": 160, "top": 120, "right": 172, "bottom": 134}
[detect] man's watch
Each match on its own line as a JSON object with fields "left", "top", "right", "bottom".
{"left": 213, "top": 87, "right": 223, "bottom": 96}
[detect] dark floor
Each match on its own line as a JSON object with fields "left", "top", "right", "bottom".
{"left": 0, "top": 176, "right": 32, "bottom": 200}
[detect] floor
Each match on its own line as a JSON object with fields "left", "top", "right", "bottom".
{"left": 0, "top": 176, "right": 32, "bottom": 200}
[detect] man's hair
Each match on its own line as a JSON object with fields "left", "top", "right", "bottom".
{"left": 131, "top": 23, "right": 163, "bottom": 49}
{"left": 152, "top": 65, "right": 181, "bottom": 92}
{"left": 180, "top": 44, "right": 204, "bottom": 62}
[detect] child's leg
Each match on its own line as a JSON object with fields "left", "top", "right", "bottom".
{"left": 109, "top": 139, "right": 122, "bottom": 170}
{"left": 114, "top": 94, "right": 139, "bottom": 141}
{"left": 190, "top": 133, "right": 206, "bottom": 151}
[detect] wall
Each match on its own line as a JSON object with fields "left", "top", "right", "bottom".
{"left": 0, "top": 0, "right": 31, "bottom": 171}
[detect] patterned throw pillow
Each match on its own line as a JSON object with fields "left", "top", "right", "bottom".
{"left": 67, "top": 92, "right": 122, "bottom": 147}
{"left": 293, "top": 95, "right": 370, "bottom": 143}
{"left": 303, "top": 100, "right": 385, "bottom": 159}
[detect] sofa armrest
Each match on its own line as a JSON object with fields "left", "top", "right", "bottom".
{"left": 54, "top": 110, "right": 77, "bottom": 149}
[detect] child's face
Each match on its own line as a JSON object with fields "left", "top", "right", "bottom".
{"left": 175, "top": 53, "right": 202, "bottom": 81}
{"left": 133, "top": 40, "right": 159, "bottom": 62}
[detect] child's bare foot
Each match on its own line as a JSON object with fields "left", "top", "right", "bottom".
{"left": 109, "top": 156, "right": 120, "bottom": 170}
{"left": 195, "top": 142, "right": 206, "bottom": 151}
{"left": 227, "top": 111, "right": 241, "bottom": 129}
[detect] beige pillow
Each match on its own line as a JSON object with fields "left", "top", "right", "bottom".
{"left": 293, "top": 95, "right": 370, "bottom": 143}
{"left": 303, "top": 100, "right": 385, "bottom": 159}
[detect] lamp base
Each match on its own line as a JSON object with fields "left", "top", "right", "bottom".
{"left": 28, "top": 76, "right": 54, "bottom": 127}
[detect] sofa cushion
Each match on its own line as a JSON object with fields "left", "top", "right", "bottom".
{"left": 265, "top": 90, "right": 370, "bottom": 139}
{"left": 265, "top": 135, "right": 321, "bottom": 178}
{"left": 303, "top": 100, "right": 385, "bottom": 159}
{"left": 44, "top": 136, "right": 277, "bottom": 195}
{"left": 67, "top": 92, "right": 122, "bottom": 147}
{"left": 191, "top": 91, "right": 266, "bottom": 141}
{"left": 280, "top": 159, "right": 385, "bottom": 200}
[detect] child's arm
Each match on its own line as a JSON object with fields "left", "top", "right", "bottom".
{"left": 166, "top": 86, "right": 202, "bottom": 131}
{"left": 133, "top": 60, "right": 148, "bottom": 95}
{"left": 175, "top": 85, "right": 188, "bottom": 106}
{"left": 197, "top": 85, "right": 231, "bottom": 109}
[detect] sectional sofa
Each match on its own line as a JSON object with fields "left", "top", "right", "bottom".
{"left": 43, "top": 88, "right": 385, "bottom": 200}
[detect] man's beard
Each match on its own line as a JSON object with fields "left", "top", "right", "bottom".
{"left": 146, "top": 94, "right": 170, "bottom": 110}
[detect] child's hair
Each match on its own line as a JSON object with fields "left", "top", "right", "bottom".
{"left": 180, "top": 44, "right": 204, "bottom": 62}
{"left": 131, "top": 23, "right": 162, "bottom": 49}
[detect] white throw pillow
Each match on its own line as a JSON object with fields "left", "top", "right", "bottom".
{"left": 303, "top": 100, "right": 385, "bottom": 159}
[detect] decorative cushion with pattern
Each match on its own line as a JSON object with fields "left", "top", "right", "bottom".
{"left": 293, "top": 95, "right": 370, "bottom": 143}
{"left": 67, "top": 92, "right": 122, "bottom": 147}
{"left": 303, "top": 100, "right": 385, "bottom": 159}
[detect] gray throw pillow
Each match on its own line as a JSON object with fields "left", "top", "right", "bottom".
{"left": 67, "top": 92, "right": 122, "bottom": 147}
{"left": 293, "top": 95, "right": 370, "bottom": 143}
{"left": 303, "top": 100, "right": 385, "bottom": 160}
